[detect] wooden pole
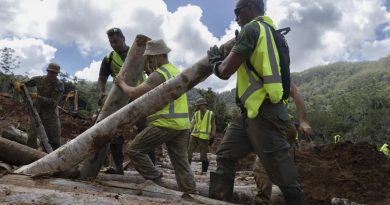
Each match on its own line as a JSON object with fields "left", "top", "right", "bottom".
{"left": 21, "top": 85, "right": 53, "bottom": 153}
{"left": 0, "top": 137, "right": 46, "bottom": 165}
{"left": 15, "top": 38, "right": 235, "bottom": 177}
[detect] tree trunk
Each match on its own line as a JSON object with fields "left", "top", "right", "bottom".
{"left": 97, "top": 171, "right": 283, "bottom": 204}
{"left": 0, "top": 174, "right": 232, "bottom": 205}
{"left": 0, "top": 137, "right": 46, "bottom": 165}
{"left": 15, "top": 38, "right": 236, "bottom": 177}
{"left": 76, "top": 34, "right": 151, "bottom": 179}
{"left": 1, "top": 125, "right": 28, "bottom": 145}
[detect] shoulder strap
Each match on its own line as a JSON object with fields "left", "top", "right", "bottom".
{"left": 245, "top": 21, "right": 290, "bottom": 79}
{"left": 107, "top": 51, "right": 114, "bottom": 67}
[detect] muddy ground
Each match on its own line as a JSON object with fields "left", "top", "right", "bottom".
{"left": 1, "top": 94, "right": 389, "bottom": 204}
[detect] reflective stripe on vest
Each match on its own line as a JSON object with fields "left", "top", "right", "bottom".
{"left": 237, "top": 17, "right": 283, "bottom": 119}
{"left": 191, "top": 110, "right": 213, "bottom": 140}
{"left": 147, "top": 64, "right": 190, "bottom": 130}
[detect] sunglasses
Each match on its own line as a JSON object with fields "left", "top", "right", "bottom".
{"left": 234, "top": 4, "right": 249, "bottom": 16}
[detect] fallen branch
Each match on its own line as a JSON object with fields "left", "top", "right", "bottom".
{"left": 0, "top": 137, "right": 46, "bottom": 166}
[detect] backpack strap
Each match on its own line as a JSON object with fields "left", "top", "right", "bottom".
{"left": 107, "top": 51, "right": 114, "bottom": 67}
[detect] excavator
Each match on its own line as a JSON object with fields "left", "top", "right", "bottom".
{"left": 62, "top": 90, "right": 78, "bottom": 112}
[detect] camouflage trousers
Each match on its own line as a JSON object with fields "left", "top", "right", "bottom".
{"left": 27, "top": 111, "right": 61, "bottom": 150}
{"left": 127, "top": 125, "right": 197, "bottom": 194}
{"left": 188, "top": 136, "right": 209, "bottom": 162}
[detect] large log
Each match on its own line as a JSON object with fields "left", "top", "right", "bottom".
{"left": 1, "top": 125, "right": 28, "bottom": 145}
{"left": 0, "top": 174, "right": 224, "bottom": 205}
{"left": 77, "top": 34, "right": 151, "bottom": 179}
{"left": 97, "top": 171, "right": 283, "bottom": 204}
{"left": 0, "top": 136, "right": 46, "bottom": 166}
{"left": 15, "top": 38, "right": 236, "bottom": 177}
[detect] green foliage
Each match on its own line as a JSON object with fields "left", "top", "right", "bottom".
{"left": 291, "top": 55, "right": 390, "bottom": 145}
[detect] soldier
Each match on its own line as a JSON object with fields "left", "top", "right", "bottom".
{"left": 13, "top": 63, "right": 64, "bottom": 151}
{"left": 207, "top": 0, "right": 304, "bottom": 203}
{"left": 188, "top": 98, "right": 216, "bottom": 174}
{"left": 115, "top": 39, "right": 197, "bottom": 194}
{"left": 97, "top": 27, "right": 151, "bottom": 174}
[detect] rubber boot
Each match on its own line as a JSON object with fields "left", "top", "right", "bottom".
{"left": 110, "top": 141, "right": 124, "bottom": 175}
{"left": 209, "top": 172, "right": 234, "bottom": 202}
{"left": 280, "top": 186, "right": 304, "bottom": 205}
{"left": 201, "top": 161, "right": 209, "bottom": 173}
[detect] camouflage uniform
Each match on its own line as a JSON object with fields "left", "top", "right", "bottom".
{"left": 25, "top": 76, "right": 64, "bottom": 150}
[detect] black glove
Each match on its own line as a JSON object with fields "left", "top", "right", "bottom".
{"left": 208, "top": 136, "right": 215, "bottom": 146}
{"left": 207, "top": 45, "right": 228, "bottom": 80}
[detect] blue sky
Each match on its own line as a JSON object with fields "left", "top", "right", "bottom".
{"left": 1, "top": 0, "right": 390, "bottom": 92}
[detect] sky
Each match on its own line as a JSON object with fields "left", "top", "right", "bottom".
{"left": 1, "top": 0, "right": 390, "bottom": 92}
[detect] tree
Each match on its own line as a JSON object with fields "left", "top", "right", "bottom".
{"left": 0, "top": 47, "right": 20, "bottom": 75}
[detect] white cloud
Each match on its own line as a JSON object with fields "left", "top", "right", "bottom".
{"left": 1, "top": 0, "right": 390, "bottom": 92}
{"left": 267, "top": 0, "right": 390, "bottom": 71}
{"left": 0, "top": 37, "right": 56, "bottom": 76}
{"left": 74, "top": 60, "right": 101, "bottom": 82}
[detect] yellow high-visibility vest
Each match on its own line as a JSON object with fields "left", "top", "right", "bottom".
{"left": 236, "top": 16, "right": 283, "bottom": 119}
{"left": 107, "top": 50, "right": 146, "bottom": 85}
{"left": 380, "top": 143, "right": 389, "bottom": 156}
{"left": 147, "top": 63, "right": 189, "bottom": 130}
{"left": 334, "top": 135, "right": 341, "bottom": 144}
{"left": 191, "top": 110, "right": 213, "bottom": 140}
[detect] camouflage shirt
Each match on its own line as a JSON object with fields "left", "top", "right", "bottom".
{"left": 25, "top": 76, "right": 64, "bottom": 113}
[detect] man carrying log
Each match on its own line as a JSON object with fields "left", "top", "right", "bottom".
{"left": 115, "top": 39, "right": 197, "bottom": 194}
{"left": 207, "top": 0, "right": 304, "bottom": 204}
{"left": 13, "top": 63, "right": 64, "bottom": 150}
{"left": 97, "top": 28, "right": 151, "bottom": 174}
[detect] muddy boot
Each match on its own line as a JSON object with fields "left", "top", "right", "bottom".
{"left": 280, "top": 186, "right": 304, "bottom": 205}
{"left": 201, "top": 161, "right": 209, "bottom": 173}
{"left": 209, "top": 172, "right": 234, "bottom": 202}
{"left": 110, "top": 137, "right": 124, "bottom": 175}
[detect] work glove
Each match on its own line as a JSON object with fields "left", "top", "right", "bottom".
{"left": 12, "top": 81, "right": 23, "bottom": 92}
{"left": 207, "top": 45, "right": 229, "bottom": 80}
{"left": 208, "top": 136, "right": 215, "bottom": 146}
{"left": 29, "top": 92, "right": 38, "bottom": 100}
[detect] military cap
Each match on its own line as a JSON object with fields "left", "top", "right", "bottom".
{"left": 47, "top": 63, "right": 61, "bottom": 73}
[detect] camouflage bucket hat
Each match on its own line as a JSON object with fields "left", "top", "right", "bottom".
{"left": 47, "top": 63, "right": 61, "bottom": 73}
{"left": 195, "top": 98, "right": 207, "bottom": 106}
{"left": 143, "top": 39, "right": 171, "bottom": 56}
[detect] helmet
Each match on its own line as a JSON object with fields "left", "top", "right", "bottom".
{"left": 195, "top": 98, "right": 207, "bottom": 106}
{"left": 47, "top": 63, "right": 61, "bottom": 73}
